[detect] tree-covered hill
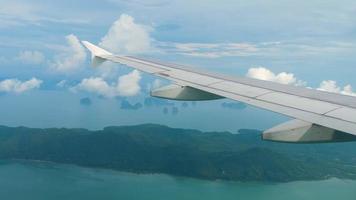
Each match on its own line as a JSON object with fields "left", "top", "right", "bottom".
{"left": 0, "top": 124, "right": 355, "bottom": 182}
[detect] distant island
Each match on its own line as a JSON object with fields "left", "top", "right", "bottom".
{"left": 0, "top": 124, "right": 356, "bottom": 182}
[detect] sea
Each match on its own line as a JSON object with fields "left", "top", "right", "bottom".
{"left": 0, "top": 160, "right": 355, "bottom": 200}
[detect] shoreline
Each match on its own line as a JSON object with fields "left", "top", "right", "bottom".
{"left": 3, "top": 158, "right": 352, "bottom": 184}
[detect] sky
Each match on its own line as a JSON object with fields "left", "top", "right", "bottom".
{"left": 0, "top": 0, "right": 356, "bottom": 131}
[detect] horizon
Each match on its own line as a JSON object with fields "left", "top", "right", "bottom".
{"left": 2, "top": 0, "right": 356, "bottom": 132}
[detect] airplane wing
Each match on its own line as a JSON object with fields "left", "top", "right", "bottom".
{"left": 82, "top": 41, "right": 356, "bottom": 143}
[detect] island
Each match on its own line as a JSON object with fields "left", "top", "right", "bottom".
{"left": 0, "top": 124, "right": 355, "bottom": 182}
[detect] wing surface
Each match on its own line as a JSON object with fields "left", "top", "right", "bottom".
{"left": 82, "top": 41, "right": 356, "bottom": 141}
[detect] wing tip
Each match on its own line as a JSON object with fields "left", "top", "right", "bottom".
{"left": 81, "top": 41, "right": 112, "bottom": 57}
{"left": 81, "top": 41, "right": 112, "bottom": 67}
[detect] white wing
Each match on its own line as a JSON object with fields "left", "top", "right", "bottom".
{"left": 82, "top": 41, "right": 356, "bottom": 143}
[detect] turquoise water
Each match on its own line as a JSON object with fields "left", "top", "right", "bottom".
{"left": 0, "top": 161, "right": 355, "bottom": 200}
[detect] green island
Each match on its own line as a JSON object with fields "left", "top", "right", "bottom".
{"left": 0, "top": 124, "right": 356, "bottom": 182}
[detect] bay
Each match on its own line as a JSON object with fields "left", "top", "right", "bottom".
{"left": 0, "top": 160, "right": 355, "bottom": 200}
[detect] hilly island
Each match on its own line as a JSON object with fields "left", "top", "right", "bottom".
{"left": 0, "top": 124, "right": 356, "bottom": 182}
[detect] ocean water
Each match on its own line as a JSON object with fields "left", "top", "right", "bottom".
{"left": 0, "top": 91, "right": 288, "bottom": 132}
{"left": 0, "top": 160, "right": 355, "bottom": 200}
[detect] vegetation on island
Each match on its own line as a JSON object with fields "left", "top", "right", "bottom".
{"left": 0, "top": 124, "right": 355, "bottom": 182}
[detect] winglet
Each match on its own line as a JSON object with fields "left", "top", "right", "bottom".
{"left": 81, "top": 41, "right": 112, "bottom": 67}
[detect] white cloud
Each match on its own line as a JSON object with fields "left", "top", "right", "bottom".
{"left": 73, "top": 70, "right": 141, "bottom": 97}
{"left": 156, "top": 39, "right": 356, "bottom": 59}
{"left": 0, "top": 1, "right": 90, "bottom": 28}
{"left": 152, "top": 79, "right": 162, "bottom": 89}
{"left": 56, "top": 80, "right": 67, "bottom": 88}
{"left": 0, "top": 1, "right": 39, "bottom": 27}
{"left": 94, "top": 62, "right": 119, "bottom": 79}
{"left": 116, "top": 70, "right": 141, "bottom": 96}
{"left": 73, "top": 77, "right": 115, "bottom": 97}
{"left": 245, "top": 67, "right": 356, "bottom": 97}
{"left": 246, "top": 67, "right": 306, "bottom": 86}
{"left": 146, "top": 79, "right": 163, "bottom": 92}
{"left": 158, "top": 42, "right": 259, "bottom": 58}
{"left": 17, "top": 50, "right": 45, "bottom": 64}
{"left": 99, "top": 14, "right": 153, "bottom": 54}
{"left": 318, "top": 80, "right": 356, "bottom": 96}
{"left": 50, "top": 34, "right": 86, "bottom": 73}
{"left": 342, "top": 85, "right": 356, "bottom": 96}
{"left": 0, "top": 78, "right": 42, "bottom": 93}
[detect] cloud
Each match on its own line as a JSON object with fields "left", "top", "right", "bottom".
{"left": 116, "top": 69, "right": 141, "bottom": 96}
{"left": 50, "top": 34, "right": 86, "bottom": 73}
{"left": 0, "top": 78, "right": 42, "bottom": 93}
{"left": 317, "top": 80, "right": 356, "bottom": 96}
{"left": 17, "top": 50, "right": 45, "bottom": 64}
{"left": 158, "top": 42, "right": 259, "bottom": 58}
{"left": 155, "top": 39, "right": 356, "bottom": 59}
{"left": 56, "top": 80, "right": 67, "bottom": 88}
{"left": 152, "top": 79, "right": 162, "bottom": 89}
{"left": 73, "top": 77, "right": 115, "bottom": 97}
{"left": 107, "top": 0, "right": 170, "bottom": 8}
{"left": 99, "top": 14, "right": 153, "bottom": 54}
{"left": 246, "top": 67, "right": 306, "bottom": 86}
{"left": 150, "top": 79, "right": 162, "bottom": 90}
{"left": 73, "top": 70, "right": 141, "bottom": 97}
{"left": 0, "top": 1, "right": 40, "bottom": 27}
{"left": 245, "top": 67, "right": 356, "bottom": 97}
{"left": 0, "top": 1, "right": 89, "bottom": 28}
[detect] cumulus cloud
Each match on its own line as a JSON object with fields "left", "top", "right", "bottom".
{"left": 99, "top": 14, "right": 153, "bottom": 54}
{"left": 117, "top": 70, "right": 141, "bottom": 96}
{"left": 318, "top": 80, "right": 356, "bottom": 96}
{"left": 246, "top": 67, "right": 306, "bottom": 86}
{"left": 245, "top": 67, "right": 356, "bottom": 97}
{"left": 73, "top": 70, "right": 141, "bottom": 97}
{"left": 105, "top": 16, "right": 356, "bottom": 58}
{"left": 17, "top": 50, "right": 45, "bottom": 64}
{"left": 50, "top": 34, "right": 86, "bottom": 73}
{"left": 0, "top": 78, "right": 42, "bottom": 93}
{"left": 74, "top": 77, "right": 115, "bottom": 97}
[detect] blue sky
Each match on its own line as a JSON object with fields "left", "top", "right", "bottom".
{"left": 0, "top": 0, "right": 355, "bottom": 131}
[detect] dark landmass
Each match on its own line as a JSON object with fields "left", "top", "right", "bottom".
{"left": 181, "top": 102, "right": 189, "bottom": 108}
{"left": 0, "top": 124, "right": 356, "bottom": 182}
{"left": 80, "top": 97, "right": 92, "bottom": 106}
{"left": 221, "top": 102, "right": 247, "bottom": 110}
{"left": 120, "top": 100, "right": 143, "bottom": 110}
{"left": 171, "top": 107, "right": 179, "bottom": 115}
